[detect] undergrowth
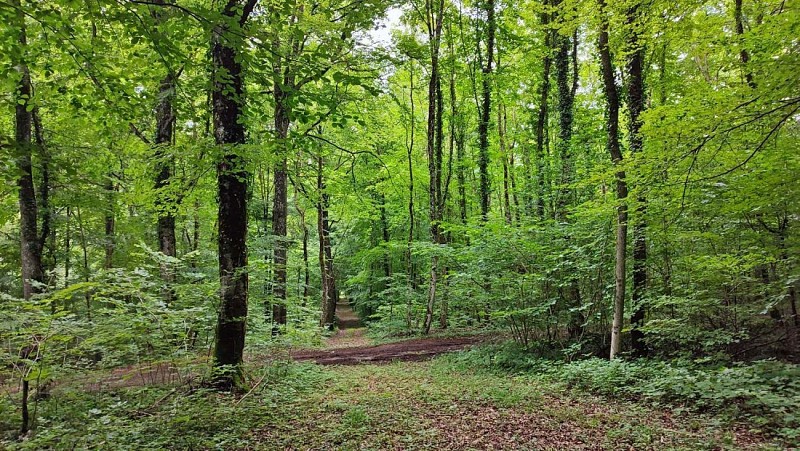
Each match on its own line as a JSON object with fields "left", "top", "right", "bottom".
{"left": 440, "top": 342, "right": 800, "bottom": 443}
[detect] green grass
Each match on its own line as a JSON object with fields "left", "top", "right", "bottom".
{"left": 1, "top": 356, "right": 784, "bottom": 450}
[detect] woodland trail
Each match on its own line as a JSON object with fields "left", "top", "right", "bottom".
{"left": 292, "top": 299, "right": 487, "bottom": 365}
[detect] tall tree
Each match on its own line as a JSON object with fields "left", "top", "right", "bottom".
{"left": 553, "top": 0, "right": 576, "bottom": 219}
{"left": 317, "top": 155, "right": 336, "bottom": 328}
{"left": 422, "top": 0, "right": 446, "bottom": 335}
{"left": 477, "top": 0, "right": 496, "bottom": 220}
{"left": 12, "top": 0, "right": 43, "bottom": 303}
{"left": 211, "top": 0, "right": 257, "bottom": 389}
{"left": 534, "top": 0, "right": 552, "bottom": 219}
{"left": 626, "top": 0, "right": 647, "bottom": 356}
{"left": 152, "top": 0, "right": 179, "bottom": 294}
{"left": 598, "top": 0, "right": 628, "bottom": 359}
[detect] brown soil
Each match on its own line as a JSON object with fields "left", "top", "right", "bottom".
{"left": 291, "top": 335, "right": 485, "bottom": 365}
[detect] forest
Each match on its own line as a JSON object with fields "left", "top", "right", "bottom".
{"left": 1, "top": 0, "right": 798, "bottom": 448}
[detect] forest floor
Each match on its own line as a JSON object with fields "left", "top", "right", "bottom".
{"left": 0, "top": 304, "right": 784, "bottom": 449}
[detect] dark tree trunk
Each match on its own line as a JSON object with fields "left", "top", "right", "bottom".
{"left": 32, "top": 110, "right": 54, "bottom": 289}
{"left": 271, "top": 88, "right": 290, "bottom": 331}
{"left": 598, "top": 0, "right": 629, "bottom": 359}
{"left": 733, "top": 0, "right": 755, "bottom": 88}
{"left": 534, "top": 0, "right": 552, "bottom": 219}
{"left": 477, "top": 0, "right": 496, "bottom": 221}
{"left": 498, "top": 103, "right": 512, "bottom": 224}
{"left": 318, "top": 156, "right": 336, "bottom": 328}
{"left": 554, "top": 3, "right": 576, "bottom": 219}
{"left": 154, "top": 69, "right": 177, "bottom": 293}
{"left": 626, "top": 2, "right": 648, "bottom": 357}
{"left": 211, "top": 0, "right": 255, "bottom": 390}
{"left": 14, "top": 4, "right": 43, "bottom": 302}
{"left": 553, "top": 0, "right": 583, "bottom": 339}
{"left": 13, "top": 0, "right": 40, "bottom": 434}
{"left": 104, "top": 173, "right": 116, "bottom": 269}
{"left": 423, "top": 0, "right": 445, "bottom": 335}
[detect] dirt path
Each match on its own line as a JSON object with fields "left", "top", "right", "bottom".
{"left": 292, "top": 335, "right": 486, "bottom": 365}
{"left": 294, "top": 298, "right": 487, "bottom": 364}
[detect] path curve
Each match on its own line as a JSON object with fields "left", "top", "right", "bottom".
{"left": 291, "top": 335, "right": 485, "bottom": 365}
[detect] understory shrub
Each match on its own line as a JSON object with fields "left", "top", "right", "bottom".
{"left": 441, "top": 342, "right": 800, "bottom": 442}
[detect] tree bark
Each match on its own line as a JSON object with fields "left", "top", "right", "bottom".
{"left": 534, "top": 0, "right": 552, "bottom": 219}
{"left": 13, "top": 0, "right": 43, "bottom": 302}
{"left": 598, "top": 0, "right": 629, "bottom": 359}
{"left": 211, "top": 0, "right": 255, "bottom": 390}
{"left": 154, "top": 70, "right": 177, "bottom": 278}
{"left": 423, "top": 0, "right": 445, "bottom": 335}
{"left": 104, "top": 173, "right": 116, "bottom": 269}
{"left": 152, "top": 0, "right": 177, "bottom": 302}
{"left": 271, "top": 125, "right": 289, "bottom": 331}
{"left": 626, "top": 1, "right": 648, "bottom": 357}
{"left": 477, "top": 0, "right": 496, "bottom": 221}
{"left": 733, "top": 0, "right": 755, "bottom": 88}
{"left": 499, "top": 103, "right": 512, "bottom": 224}
{"left": 554, "top": 1, "right": 576, "bottom": 220}
{"left": 317, "top": 156, "right": 336, "bottom": 328}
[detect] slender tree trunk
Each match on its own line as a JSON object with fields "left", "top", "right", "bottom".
{"left": 626, "top": 2, "right": 648, "bottom": 357}
{"left": 296, "top": 196, "right": 309, "bottom": 302}
{"left": 152, "top": 0, "right": 177, "bottom": 299}
{"left": 318, "top": 156, "right": 336, "bottom": 328}
{"left": 423, "top": 0, "right": 445, "bottom": 335}
{"left": 103, "top": 173, "right": 115, "bottom": 269}
{"left": 499, "top": 103, "right": 512, "bottom": 224}
{"left": 535, "top": 0, "right": 552, "bottom": 219}
{"left": 14, "top": 2, "right": 43, "bottom": 303}
{"left": 554, "top": 2, "right": 576, "bottom": 219}
{"left": 32, "top": 110, "right": 54, "bottom": 288}
{"left": 211, "top": 0, "right": 254, "bottom": 390}
{"left": 478, "top": 0, "right": 496, "bottom": 221}
{"left": 271, "top": 88, "right": 290, "bottom": 331}
{"left": 154, "top": 70, "right": 177, "bottom": 293}
{"left": 13, "top": 0, "right": 40, "bottom": 434}
{"left": 733, "top": 0, "right": 755, "bottom": 88}
{"left": 406, "top": 60, "right": 416, "bottom": 326}
{"left": 598, "top": 0, "right": 629, "bottom": 359}
{"left": 64, "top": 207, "right": 71, "bottom": 286}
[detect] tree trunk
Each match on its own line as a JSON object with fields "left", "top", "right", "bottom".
{"left": 318, "top": 156, "right": 336, "bottom": 328}
{"left": 271, "top": 90, "right": 290, "bottom": 332}
{"left": 534, "top": 0, "right": 552, "bottom": 219}
{"left": 733, "top": 0, "right": 755, "bottom": 88}
{"left": 626, "top": 2, "right": 648, "bottom": 357}
{"left": 211, "top": 0, "right": 254, "bottom": 390}
{"left": 154, "top": 70, "right": 177, "bottom": 292}
{"left": 103, "top": 173, "right": 115, "bottom": 269}
{"left": 33, "top": 110, "right": 54, "bottom": 288}
{"left": 14, "top": 0, "right": 43, "bottom": 302}
{"left": 477, "top": 0, "right": 496, "bottom": 221}
{"left": 498, "top": 103, "right": 512, "bottom": 224}
{"left": 152, "top": 0, "right": 177, "bottom": 301}
{"left": 598, "top": 0, "right": 629, "bottom": 359}
{"left": 423, "top": 0, "right": 445, "bottom": 335}
{"left": 554, "top": 2, "right": 576, "bottom": 220}
{"left": 406, "top": 60, "right": 417, "bottom": 325}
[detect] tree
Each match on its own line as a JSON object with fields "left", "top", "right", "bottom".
{"left": 477, "top": 0, "right": 496, "bottom": 221}
{"left": 597, "top": 0, "right": 628, "bottom": 359}
{"left": 210, "top": 0, "right": 258, "bottom": 390}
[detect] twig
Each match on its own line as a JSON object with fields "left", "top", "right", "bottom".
{"left": 234, "top": 372, "right": 269, "bottom": 407}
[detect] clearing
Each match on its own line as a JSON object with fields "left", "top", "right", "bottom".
{"left": 0, "top": 302, "right": 782, "bottom": 449}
